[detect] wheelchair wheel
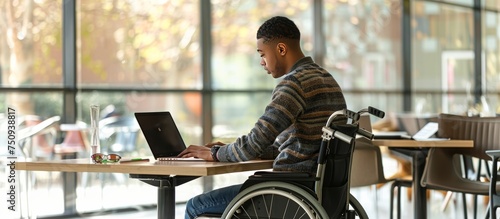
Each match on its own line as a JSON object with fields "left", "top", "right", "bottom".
{"left": 349, "top": 194, "right": 369, "bottom": 219}
{"left": 221, "top": 181, "right": 329, "bottom": 219}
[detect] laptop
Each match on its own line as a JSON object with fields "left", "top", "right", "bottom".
{"left": 134, "top": 111, "right": 203, "bottom": 161}
{"left": 373, "top": 122, "right": 446, "bottom": 140}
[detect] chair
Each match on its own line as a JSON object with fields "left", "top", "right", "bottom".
{"left": 421, "top": 113, "right": 500, "bottom": 219}
{"left": 53, "top": 122, "right": 89, "bottom": 159}
{"left": 18, "top": 116, "right": 61, "bottom": 159}
{"left": 16, "top": 116, "right": 61, "bottom": 218}
{"left": 198, "top": 110, "right": 367, "bottom": 219}
{"left": 219, "top": 109, "right": 366, "bottom": 218}
{"left": 350, "top": 114, "right": 394, "bottom": 217}
{"left": 197, "top": 107, "right": 385, "bottom": 219}
{"left": 486, "top": 150, "right": 500, "bottom": 219}
{"left": 351, "top": 137, "right": 395, "bottom": 218}
{"left": 350, "top": 114, "right": 392, "bottom": 188}
{"left": 351, "top": 138, "right": 392, "bottom": 188}
{"left": 99, "top": 115, "right": 140, "bottom": 154}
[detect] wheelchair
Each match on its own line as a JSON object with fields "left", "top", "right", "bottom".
{"left": 206, "top": 106, "right": 385, "bottom": 219}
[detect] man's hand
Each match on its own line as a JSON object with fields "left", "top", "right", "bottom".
{"left": 177, "top": 145, "right": 212, "bottom": 161}
{"left": 178, "top": 141, "right": 226, "bottom": 161}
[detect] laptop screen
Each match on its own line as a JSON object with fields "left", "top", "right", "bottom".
{"left": 134, "top": 111, "right": 186, "bottom": 159}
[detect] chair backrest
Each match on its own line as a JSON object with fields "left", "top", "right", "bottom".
{"left": 350, "top": 137, "right": 388, "bottom": 187}
{"left": 18, "top": 116, "right": 61, "bottom": 139}
{"left": 438, "top": 113, "right": 500, "bottom": 160}
{"left": 421, "top": 113, "right": 500, "bottom": 192}
{"left": 318, "top": 121, "right": 359, "bottom": 219}
{"left": 99, "top": 116, "right": 140, "bottom": 153}
{"left": 350, "top": 114, "right": 388, "bottom": 187}
{"left": 18, "top": 116, "right": 61, "bottom": 158}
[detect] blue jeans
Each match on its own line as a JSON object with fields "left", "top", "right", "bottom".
{"left": 185, "top": 184, "right": 242, "bottom": 219}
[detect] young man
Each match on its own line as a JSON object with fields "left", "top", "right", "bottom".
{"left": 178, "top": 16, "right": 346, "bottom": 218}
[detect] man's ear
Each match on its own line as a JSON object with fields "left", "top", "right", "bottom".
{"left": 277, "top": 43, "right": 286, "bottom": 55}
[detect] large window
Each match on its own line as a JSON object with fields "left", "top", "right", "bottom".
{"left": 211, "top": 0, "right": 313, "bottom": 138}
{"left": 211, "top": 0, "right": 312, "bottom": 90}
{"left": 412, "top": 1, "right": 474, "bottom": 114}
{"left": 75, "top": 1, "right": 205, "bottom": 213}
{"left": 323, "top": 0, "right": 403, "bottom": 113}
{"left": 0, "top": 0, "right": 63, "bottom": 116}
{"left": 78, "top": 0, "right": 201, "bottom": 89}
{"left": 76, "top": 0, "right": 203, "bottom": 122}
{"left": 411, "top": 0, "right": 500, "bottom": 116}
{"left": 2, "top": 0, "right": 500, "bottom": 218}
{"left": 483, "top": 8, "right": 500, "bottom": 114}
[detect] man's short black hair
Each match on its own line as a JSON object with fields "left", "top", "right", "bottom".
{"left": 257, "top": 16, "right": 301, "bottom": 43}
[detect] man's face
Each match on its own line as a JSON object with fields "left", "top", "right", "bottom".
{"left": 257, "top": 38, "right": 286, "bottom": 78}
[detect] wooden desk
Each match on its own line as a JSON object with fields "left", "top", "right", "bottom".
{"left": 372, "top": 139, "right": 473, "bottom": 219}
{"left": 16, "top": 158, "right": 274, "bottom": 218}
{"left": 372, "top": 139, "right": 473, "bottom": 148}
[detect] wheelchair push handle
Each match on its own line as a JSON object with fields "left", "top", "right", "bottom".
{"left": 321, "top": 126, "right": 354, "bottom": 145}
{"left": 323, "top": 106, "right": 386, "bottom": 142}
{"left": 368, "top": 106, "right": 385, "bottom": 118}
{"left": 325, "top": 108, "right": 363, "bottom": 127}
{"left": 344, "top": 109, "right": 360, "bottom": 122}
{"left": 353, "top": 106, "right": 385, "bottom": 140}
{"left": 357, "top": 128, "right": 374, "bottom": 140}
{"left": 354, "top": 106, "right": 385, "bottom": 122}
{"left": 334, "top": 129, "right": 354, "bottom": 144}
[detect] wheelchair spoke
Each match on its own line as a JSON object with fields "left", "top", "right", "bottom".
{"left": 296, "top": 200, "right": 310, "bottom": 219}
{"left": 282, "top": 198, "right": 290, "bottom": 218}
{"left": 263, "top": 194, "right": 270, "bottom": 216}
{"left": 250, "top": 198, "right": 257, "bottom": 218}
{"left": 268, "top": 194, "right": 274, "bottom": 216}
{"left": 236, "top": 204, "right": 249, "bottom": 218}
{"left": 293, "top": 206, "right": 300, "bottom": 218}
{"left": 237, "top": 198, "right": 254, "bottom": 219}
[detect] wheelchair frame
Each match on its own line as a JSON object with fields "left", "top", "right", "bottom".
{"left": 209, "top": 107, "right": 385, "bottom": 219}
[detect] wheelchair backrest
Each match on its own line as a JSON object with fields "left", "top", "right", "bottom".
{"left": 317, "top": 122, "right": 359, "bottom": 219}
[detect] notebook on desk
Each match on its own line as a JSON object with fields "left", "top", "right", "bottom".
{"left": 374, "top": 122, "right": 445, "bottom": 140}
{"left": 134, "top": 111, "right": 204, "bottom": 161}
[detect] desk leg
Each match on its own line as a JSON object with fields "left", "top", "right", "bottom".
{"left": 61, "top": 153, "right": 78, "bottom": 215}
{"left": 131, "top": 175, "right": 197, "bottom": 219}
{"left": 158, "top": 181, "right": 175, "bottom": 219}
{"left": 412, "top": 152, "right": 427, "bottom": 219}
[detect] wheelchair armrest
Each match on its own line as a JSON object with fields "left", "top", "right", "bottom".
{"left": 249, "top": 171, "right": 317, "bottom": 181}
{"left": 241, "top": 171, "right": 318, "bottom": 197}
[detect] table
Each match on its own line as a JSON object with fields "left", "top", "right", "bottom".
{"left": 372, "top": 139, "right": 473, "bottom": 219}
{"left": 15, "top": 158, "right": 274, "bottom": 218}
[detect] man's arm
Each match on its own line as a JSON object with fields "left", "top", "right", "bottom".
{"left": 217, "top": 78, "right": 305, "bottom": 162}
{"left": 259, "top": 142, "right": 279, "bottom": 160}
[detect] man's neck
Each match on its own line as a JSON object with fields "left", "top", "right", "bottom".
{"left": 285, "top": 52, "right": 306, "bottom": 73}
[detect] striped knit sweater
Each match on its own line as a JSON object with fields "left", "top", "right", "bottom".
{"left": 217, "top": 57, "right": 346, "bottom": 173}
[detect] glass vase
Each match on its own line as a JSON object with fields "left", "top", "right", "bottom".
{"left": 90, "top": 104, "right": 100, "bottom": 156}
